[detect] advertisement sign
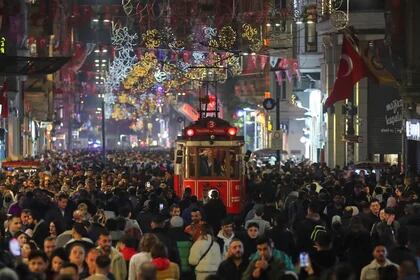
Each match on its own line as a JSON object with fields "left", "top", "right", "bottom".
{"left": 367, "top": 80, "right": 402, "bottom": 154}
{"left": 406, "top": 120, "right": 420, "bottom": 141}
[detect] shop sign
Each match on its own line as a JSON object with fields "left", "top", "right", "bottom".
{"left": 406, "top": 120, "right": 420, "bottom": 141}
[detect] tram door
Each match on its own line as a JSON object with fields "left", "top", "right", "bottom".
{"left": 181, "top": 145, "right": 243, "bottom": 213}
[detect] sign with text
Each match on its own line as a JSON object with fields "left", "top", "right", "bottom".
{"left": 367, "top": 80, "right": 402, "bottom": 154}
{"left": 406, "top": 120, "right": 420, "bottom": 141}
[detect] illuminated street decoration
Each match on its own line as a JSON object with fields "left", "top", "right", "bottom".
{"left": 193, "top": 52, "right": 206, "bottom": 64}
{"left": 142, "top": 29, "right": 161, "bottom": 49}
{"left": 218, "top": 26, "right": 236, "bottom": 49}
{"left": 0, "top": 37, "right": 6, "bottom": 54}
{"left": 203, "top": 27, "right": 217, "bottom": 40}
{"left": 242, "top": 24, "right": 258, "bottom": 41}
{"left": 154, "top": 69, "right": 168, "bottom": 83}
{"left": 111, "top": 24, "right": 138, "bottom": 50}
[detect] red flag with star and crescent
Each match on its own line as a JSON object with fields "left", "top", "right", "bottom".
{"left": 324, "top": 35, "right": 366, "bottom": 108}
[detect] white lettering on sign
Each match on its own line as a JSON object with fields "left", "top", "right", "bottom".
{"left": 406, "top": 121, "right": 420, "bottom": 141}
{"left": 385, "top": 99, "right": 403, "bottom": 126}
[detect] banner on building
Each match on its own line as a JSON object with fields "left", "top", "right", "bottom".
{"left": 367, "top": 80, "right": 402, "bottom": 154}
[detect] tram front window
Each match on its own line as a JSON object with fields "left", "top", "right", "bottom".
{"left": 199, "top": 148, "right": 225, "bottom": 177}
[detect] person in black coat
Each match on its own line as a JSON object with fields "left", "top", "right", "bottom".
{"left": 216, "top": 238, "right": 249, "bottom": 280}
{"left": 149, "top": 214, "right": 180, "bottom": 264}
{"left": 239, "top": 222, "right": 259, "bottom": 261}
{"left": 342, "top": 216, "right": 372, "bottom": 277}
{"left": 45, "top": 192, "right": 74, "bottom": 231}
{"left": 310, "top": 231, "right": 337, "bottom": 277}
{"left": 267, "top": 211, "right": 297, "bottom": 262}
{"left": 203, "top": 191, "right": 227, "bottom": 234}
{"left": 358, "top": 199, "right": 381, "bottom": 232}
{"left": 388, "top": 227, "right": 417, "bottom": 266}
{"left": 31, "top": 211, "right": 50, "bottom": 248}
{"left": 293, "top": 201, "right": 325, "bottom": 254}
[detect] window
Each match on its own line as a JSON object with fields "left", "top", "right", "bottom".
{"left": 186, "top": 147, "right": 196, "bottom": 178}
{"left": 198, "top": 148, "right": 226, "bottom": 177}
{"left": 384, "top": 154, "right": 398, "bottom": 166}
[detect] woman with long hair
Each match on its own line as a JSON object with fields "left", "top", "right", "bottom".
{"left": 47, "top": 248, "right": 67, "bottom": 280}
{"left": 128, "top": 233, "right": 159, "bottom": 280}
{"left": 68, "top": 243, "right": 89, "bottom": 279}
{"left": 150, "top": 242, "right": 180, "bottom": 280}
{"left": 189, "top": 223, "right": 222, "bottom": 280}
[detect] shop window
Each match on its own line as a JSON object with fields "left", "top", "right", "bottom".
{"left": 384, "top": 154, "right": 398, "bottom": 165}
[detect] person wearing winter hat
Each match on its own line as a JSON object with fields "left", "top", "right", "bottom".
{"left": 168, "top": 216, "right": 192, "bottom": 277}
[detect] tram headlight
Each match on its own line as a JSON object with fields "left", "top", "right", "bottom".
{"left": 186, "top": 128, "right": 195, "bottom": 137}
{"left": 227, "top": 127, "right": 237, "bottom": 136}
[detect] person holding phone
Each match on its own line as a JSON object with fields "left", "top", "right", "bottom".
{"left": 242, "top": 236, "right": 287, "bottom": 280}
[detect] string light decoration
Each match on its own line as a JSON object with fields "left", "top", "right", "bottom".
{"left": 203, "top": 27, "right": 217, "bottom": 40}
{"left": 111, "top": 24, "right": 138, "bottom": 50}
{"left": 142, "top": 29, "right": 161, "bottom": 49}
{"left": 104, "top": 22, "right": 139, "bottom": 118}
{"left": 218, "top": 26, "right": 236, "bottom": 49}
{"left": 154, "top": 69, "right": 168, "bottom": 83}
{"left": 192, "top": 51, "right": 206, "bottom": 64}
{"left": 241, "top": 23, "right": 263, "bottom": 52}
{"left": 242, "top": 24, "right": 258, "bottom": 41}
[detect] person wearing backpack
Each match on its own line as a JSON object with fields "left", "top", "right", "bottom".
{"left": 188, "top": 224, "right": 222, "bottom": 280}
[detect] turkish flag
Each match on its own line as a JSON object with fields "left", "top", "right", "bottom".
{"left": 324, "top": 36, "right": 366, "bottom": 108}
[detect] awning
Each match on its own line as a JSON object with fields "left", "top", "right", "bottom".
{"left": 0, "top": 56, "right": 71, "bottom": 75}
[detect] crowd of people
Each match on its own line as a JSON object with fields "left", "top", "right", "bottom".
{"left": 0, "top": 150, "right": 419, "bottom": 280}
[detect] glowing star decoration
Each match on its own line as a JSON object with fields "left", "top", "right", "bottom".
{"left": 218, "top": 26, "right": 236, "bottom": 49}
{"left": 154, "top": 69, "right": 168, "bottom": 83}
{"left": 192, "top": 52, "right": 206, "bottom": 64}
{"left": 203, "top": 27, "right": 217, "bottom": 39}
{"left": 142, "top": 29, "right": 161, "bottom": 49}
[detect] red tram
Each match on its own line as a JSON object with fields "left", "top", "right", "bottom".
{"left": 174, "top": 117, "right": 245, "bottom": 214}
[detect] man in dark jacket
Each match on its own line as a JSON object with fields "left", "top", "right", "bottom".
{"left": 388, "top": 227, "right": 417, "bottom": 266}
{"left": 31, "top": 211, "right": 49, "bottom": 248}
{"left": 310, "top": 231, "right": 337, "bottom": 277}
{"left": 150, "top": 214, "right": 180, "bottom": 264}
{"left": 45, "top": 192, "right": 73, "bottom": 230}
{"left": 371, "top": 207, "right": 400, "bottom": 248}
{"left": 203, "top": 190, "right": 226, "bottom": 233}
{"left": 294, "top": 201, "right": 325, "bottom": 253}
{"left": 217, "top": 239, "right": 249, "bottom": 280}
{"left": 242, "top": 236, "right": 286, "bottom": 280}
{"left": 359, "top": 199, "right": 381, "bottom": 232}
